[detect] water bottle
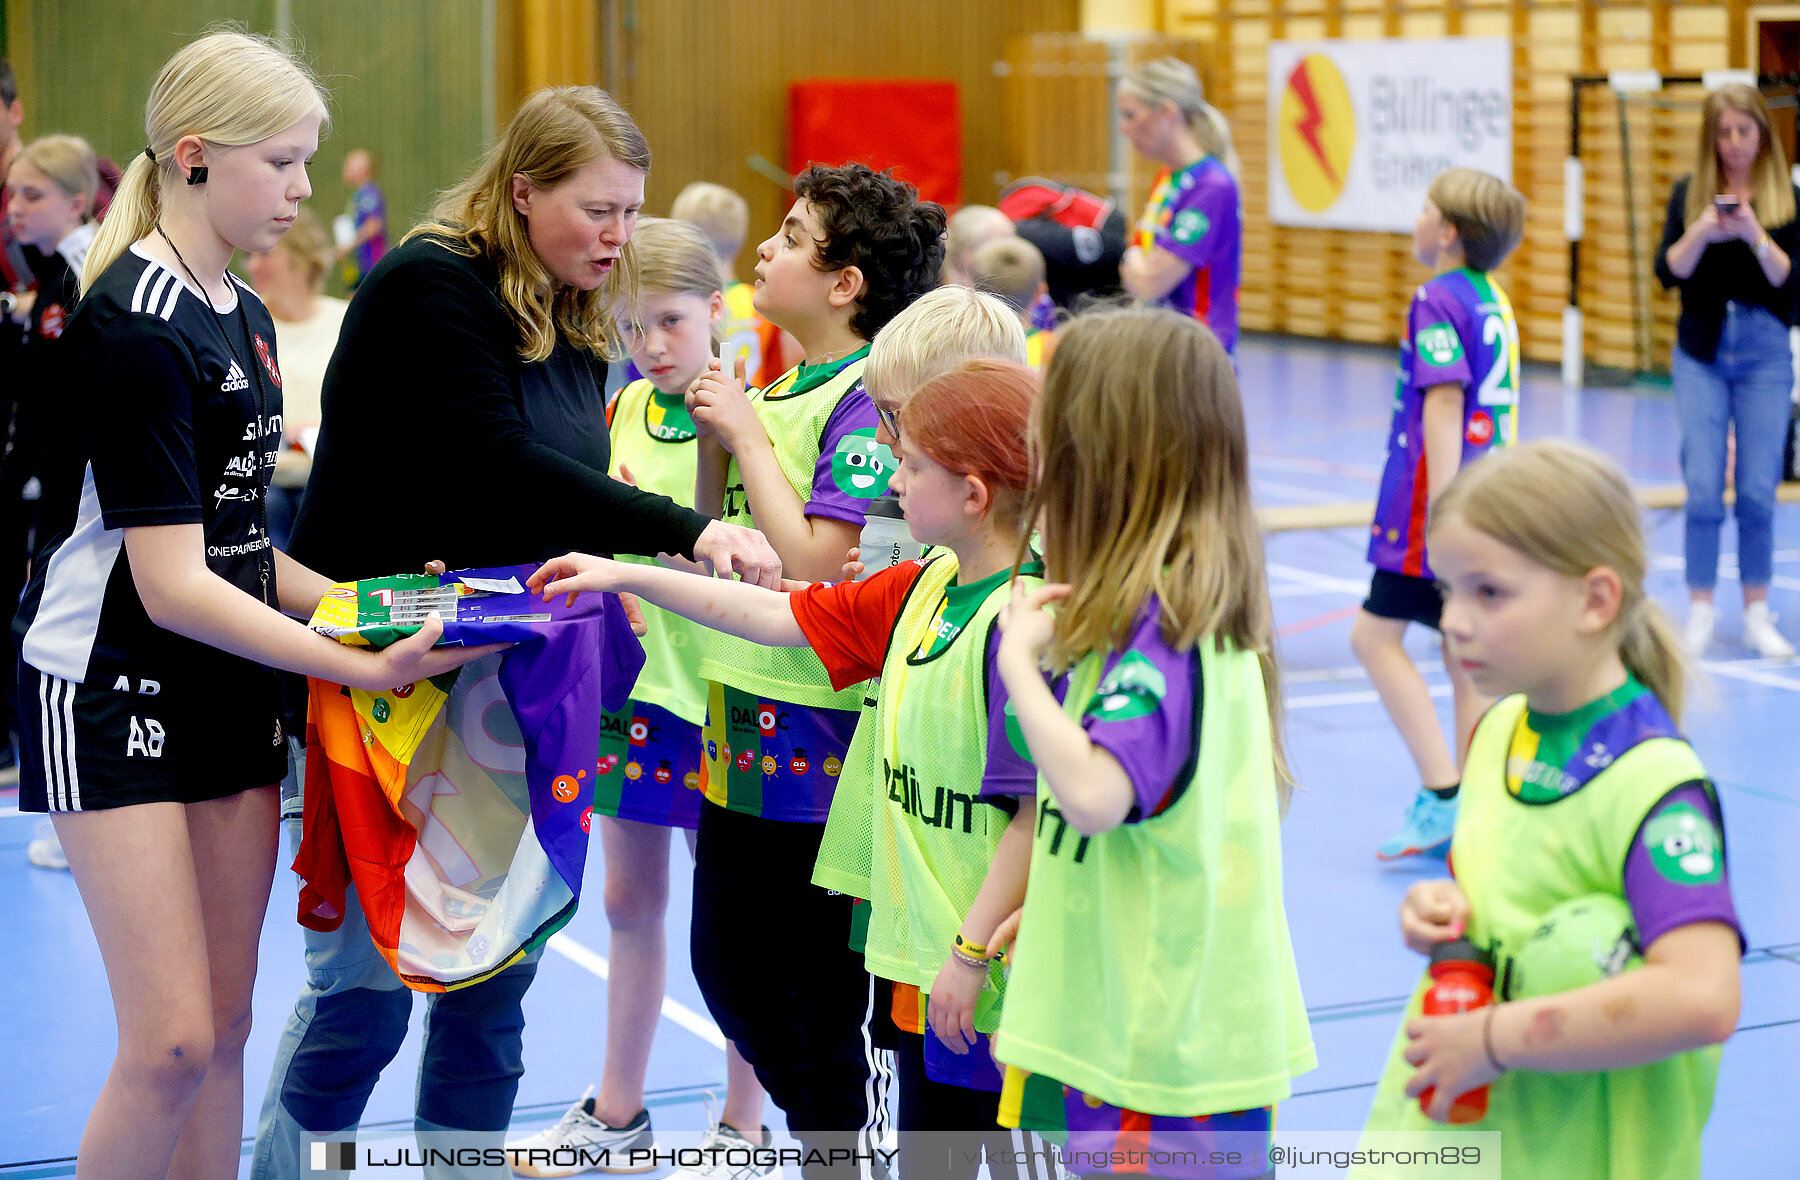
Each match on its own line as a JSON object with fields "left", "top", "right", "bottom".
{"left": 856, "top": 497, "right": 924, "bottom": 580}
{"left": 1417, "top": 939, "right": 1495, "bottom": 1124}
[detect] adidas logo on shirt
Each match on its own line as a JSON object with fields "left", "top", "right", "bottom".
{"left": 221, "top": 361, "right": 250, "bottom": 393}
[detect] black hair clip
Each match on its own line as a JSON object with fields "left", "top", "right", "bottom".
{"left": 186, "top": 166, "right": 208, "bottom": 186}
{"left": 142, "top": 145, "right": 156, "bottom": 163}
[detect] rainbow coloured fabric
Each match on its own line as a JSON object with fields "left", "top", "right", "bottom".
{"left": 295, "top": 564, "right": 643, "bottom": 991}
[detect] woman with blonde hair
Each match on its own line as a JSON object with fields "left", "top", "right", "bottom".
{"left": 3, "top": 133, "right": 101, "bottom": 845}
{"left": 253, "top": 87, "right": 779, "bottom": 1179}
{"left": 1655, "top": 82, "right": 1800, "bottom": 658}
{"left": 244, "top": 206, "right": 346, "bottom": 546}
{"left": 14, "top": 29, "right": 495, "bottom": 1180}
{"left": 1116, "top": 57, "right": 1243, "bottom": 352}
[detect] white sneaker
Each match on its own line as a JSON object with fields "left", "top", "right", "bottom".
{"left": 505, "top": 1086, "right": 657, "bottom": 1176}
{"left": 27, "top": 819, "right": 68, "bottom": 871}
{"left": 667, "top": 1121, "right": 782, "bottom": 1180}
{"left": 1744, "top": 602, "right": 1796, "bottom": 659}
{"left": 1685, "top": 601, "right": 1716, "bottom": 655}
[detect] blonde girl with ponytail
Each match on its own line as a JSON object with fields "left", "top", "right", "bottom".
{"left": 17, "top": 29, "right": 496, "bottom": 1180}
{"left": 1116, "top": 57, "right": 1244, "bottom": 351}
{"left": 1362, "top": 439, "right": 1744, "bottom": 1179}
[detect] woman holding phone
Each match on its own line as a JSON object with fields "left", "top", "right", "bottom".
{"left": 1656, "top": 83, "right": 1800, "bottom": 658}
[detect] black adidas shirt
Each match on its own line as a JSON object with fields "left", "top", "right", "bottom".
{"left": 16, "top": 245, "right": 284, "bottom": 694}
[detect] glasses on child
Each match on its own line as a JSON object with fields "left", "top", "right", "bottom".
{"left": 876, "top": 403, "right": 901, "bottom": 440}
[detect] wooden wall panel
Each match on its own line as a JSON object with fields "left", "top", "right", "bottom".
{"left": 1162, "top": 0, "right": 1748, "bottom": 371}
{"left": 618, "top": 0, "right": 1082, "bottom": 281}
{"left": 1000, "top": 32, "right": 1212, "bottom": 220}
{"left": 495, "top": 0, "right": 602, "bottom": 113}
{"left": 6, "top": 0, "right": 262, "bottom": 175}
{"left": 293, "top": 1, "right": 487, "bottom": 262}
{"left": 8, "top": 1, "right": 488, "bottom": 297}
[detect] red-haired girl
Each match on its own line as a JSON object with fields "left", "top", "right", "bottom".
{"left": 531, "top": 359, "right": 1053, "bottom": 1176}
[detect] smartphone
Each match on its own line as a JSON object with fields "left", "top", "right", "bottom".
{"left": 1715, "top": 195, "right": 1742, "bottom": 215}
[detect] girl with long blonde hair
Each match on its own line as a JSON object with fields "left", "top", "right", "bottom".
{"left": 987, "top": 307, "right": 1314, "bottom": 1176}
{"left": 15, "top": 29, "right": 491, "bottom": 1180}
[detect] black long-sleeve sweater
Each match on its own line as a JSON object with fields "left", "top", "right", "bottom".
{"left": 1654, "top": 176, "right": 1800, "bottom": 363}
{"left": 289, "top": 235, "right": 709, "bottom": 581}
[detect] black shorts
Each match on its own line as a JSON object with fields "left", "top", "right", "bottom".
{"left": 18, "top": 661, "right": 287, "bottom": 812}
{"left": 1362, "top": 569, "right": 1444, "bottom": 631}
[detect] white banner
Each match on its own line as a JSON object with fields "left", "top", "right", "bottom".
{"left": 1267, "top": 38, "right": 1512, "bottom": 232}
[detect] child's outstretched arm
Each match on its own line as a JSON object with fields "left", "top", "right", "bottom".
{"left": 127, "top": 525, "right": 505, "bottom": 691}
{"left": 530, "top": 553, "right": 807, "bottom": 647}
{"left": 1404, "top": 920, "right": 1741, "bottom": 1122}
{"left": 994, "top": 585, "right": 1135, "bottom": 835}
{"left": 928, "top": 805, "right": 1033, "bottom": 1054}
{"left": 688, "top": 359, "right": 862, "bottom": 584}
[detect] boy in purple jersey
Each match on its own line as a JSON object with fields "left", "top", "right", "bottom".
{"left": 335, "top": 148, "right": 386, "bottom": 290}
{"left": 1350, "top": 168, "right": 1526, "bottom": 861}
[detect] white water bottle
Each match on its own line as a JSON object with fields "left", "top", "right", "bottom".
{"left": 857, "top": 497, "right": 924, "bottom": 579}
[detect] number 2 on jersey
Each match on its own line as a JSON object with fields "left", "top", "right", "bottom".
{"left": 1478, "top": 312, "right": 1520, "bottom": 408}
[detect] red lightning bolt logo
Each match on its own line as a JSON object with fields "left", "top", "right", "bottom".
{"left": 1287, "top": 60, "right": 1339, "bottom": 188}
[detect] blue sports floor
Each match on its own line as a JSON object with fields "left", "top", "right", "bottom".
{"left": 1, "top": 333, "right": 1795, "bottom": 1177}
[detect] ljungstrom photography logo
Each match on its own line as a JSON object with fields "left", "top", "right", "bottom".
{"left": 310, "top": 1141, "right": 356, "bottom": 1170}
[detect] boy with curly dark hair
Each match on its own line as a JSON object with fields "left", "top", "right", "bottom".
{"left": 681, "top": 162, "right": 945, "bottom": 1177}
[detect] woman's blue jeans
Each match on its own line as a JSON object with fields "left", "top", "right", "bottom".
{"left": 1671, "top": 303, "right": 1795, "bottom": 591}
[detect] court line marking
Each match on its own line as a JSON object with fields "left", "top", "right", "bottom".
{"left": 1286, "top": 663, "right": 1448, "bottom": 684}
{"left": 1700, "top": 660, "right": 1800, "bottom": 693}
{"left": 1649, "top": 551, "right": 1800, "bottom": 584}
{"left": 548, "top": 932, "right": 727, "bottom": 1050}
{"left": 1286, "top": 661, "right": 1800, "bottom": 708}
{"left": 1289, "top": 684, "right": 1452, "bottom": 710}
{"left": 1267, "top": 563, "right": 1371, "bottom": 596}
{"left": 1252, "top": 453, "right": 1383, "bottom": 480}
{"left": 1272, "top": 584, "right": 1363, "bottom": 599}
{"left": 1254, "top": 479, "right": 1354, "bottom": 504}
{"left": 1277, "top": 605, "right": 1361, "bottom": 636}
{"left": 1714, "top": 780, "right": 1800, "bottom": 809}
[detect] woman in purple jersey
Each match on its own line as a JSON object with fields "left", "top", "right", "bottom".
{"left": 1656, "top": 84, "right": 1800, "bottom": 659}
{"left": 1116, "top": 58, "right": 1242, "bottom": 353}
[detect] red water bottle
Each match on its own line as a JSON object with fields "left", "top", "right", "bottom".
{"left": 1417, "top": 939, "right": 1494, "bottom": 1124}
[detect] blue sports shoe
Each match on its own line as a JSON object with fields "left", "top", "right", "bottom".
{"left": 1376, "top": 788, "right": 1457, "bottom": 861}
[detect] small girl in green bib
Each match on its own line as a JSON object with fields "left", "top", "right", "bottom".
{"left": 1357, "top": 439, "right": 1743, "bottom": 1180}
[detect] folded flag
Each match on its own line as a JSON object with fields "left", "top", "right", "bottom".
{"left": 294, "top": 564, "right": 643, "bottom": 991}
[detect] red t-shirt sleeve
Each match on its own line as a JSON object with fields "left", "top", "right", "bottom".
{"left": 788, "top": 559, "right": 927, "bottom": 690}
